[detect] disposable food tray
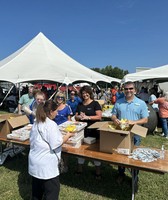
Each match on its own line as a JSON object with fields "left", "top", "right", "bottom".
{"left": 59, "top": 121, "right": 87, "bottom": 134}
{"left": 7, "top": 126, "right": 30, "bottom": 141}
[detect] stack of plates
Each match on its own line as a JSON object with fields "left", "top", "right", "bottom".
{"left": 59, "top": 121, "right": 87, "bottom": 148}
{"left": 7, "top": 124, "right": 32, "bottom": 141}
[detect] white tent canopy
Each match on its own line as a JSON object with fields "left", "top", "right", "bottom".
{"left": 123, "top": 64, "right": 168, "bottom": 83}
{"left": 0, "top": 32, "right": 120, "bottom": 85}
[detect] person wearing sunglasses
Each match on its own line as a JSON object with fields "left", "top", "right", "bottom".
{"left": 111, "top": 81, "right": 149, "bottom": 189}
{"left": 53, "top": 91, "right": 73, "bottom": 173}
{"left": 67, "top": 90, "right": 82, "bottom": 116}
{"left": 53, "top": 92, "right": 72, "bottom": 125}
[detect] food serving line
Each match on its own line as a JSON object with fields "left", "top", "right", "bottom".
{"left": 0, "top": 119, "right": 168, "bottom": 200}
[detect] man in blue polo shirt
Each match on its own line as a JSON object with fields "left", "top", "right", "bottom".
{"left": 112, "top": 81, "right": 149, "bottom": 188}
{"left": 67, "top": 90, "right": 82, "bottom": 116}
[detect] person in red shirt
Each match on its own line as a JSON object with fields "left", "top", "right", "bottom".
{"left": 111, "top": 85, "right": 118, "bottom": 104}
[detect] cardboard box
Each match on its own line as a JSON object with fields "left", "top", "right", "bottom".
{"left": 88, "top": 121, "right": 148, "bottom": 155}
{"left": 0, "top": 114, "right": 30, "bottom": 138}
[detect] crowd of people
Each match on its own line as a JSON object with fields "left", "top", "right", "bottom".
{"left": 1, "top": 81, "right": 168, "bottom": 199}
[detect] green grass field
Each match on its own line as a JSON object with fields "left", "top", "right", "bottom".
{"left": 0, "top": 110, "right": 168, "bottom": 199}
{"left": 0, "top": 134, "right": 167, "bottom": 200}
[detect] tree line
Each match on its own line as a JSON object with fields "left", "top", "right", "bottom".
{"left": 91, "top": 65, "right": 129, "bottom": 79}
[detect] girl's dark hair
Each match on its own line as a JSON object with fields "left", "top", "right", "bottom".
{"left": 80, "top": 85, "right": 94, "bottom": 100}
{"left": 36, "top": 100, "right": 57, "bottom": 123}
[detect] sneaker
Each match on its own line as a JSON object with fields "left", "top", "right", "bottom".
{"left": 161, "top": 133, "right": 165, "bottom": 137}
{"left": 165, "top": 136, "right": 168, "bottom": 139}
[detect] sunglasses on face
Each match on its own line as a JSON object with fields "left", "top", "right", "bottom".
{"left": 124, "top": 87, "right": 134, "bottom": 91}
{"left": 57, "top": 96, "right": 64, "bottom": 99}
{"left": 71, "top": 93, "right": 75, "bottom": 96}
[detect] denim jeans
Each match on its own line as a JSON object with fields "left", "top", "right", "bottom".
{"left": 160, "top": 117, "right": 168, "bottom": 137}
{"left": 134, "top": 134, "right": 141, "bottom": 146}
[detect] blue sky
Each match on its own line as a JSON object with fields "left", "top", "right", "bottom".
{"left": 0, "top": 0, "right": 168, "bottom": 73}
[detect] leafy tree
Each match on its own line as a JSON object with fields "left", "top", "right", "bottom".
{"left": 91, "top": 65, "right": 128, "bottom": 79}
{"left": 90, "top": 65, "right": 129, "bottom": 88}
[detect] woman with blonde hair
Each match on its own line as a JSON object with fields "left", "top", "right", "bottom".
{"left": 54, "top": 91, "right": 72, "bottom": 125}
{"left": 54, "top": 91, "right": 72, "bottom": 173}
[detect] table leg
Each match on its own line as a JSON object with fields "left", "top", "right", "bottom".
{"left": 0, "top": 142, "right": 2, "bottom": 155}
{"left": 0, "top": 142, "right": 3, "bottom": 163}
{"left": 132, "top": 169, "right": 138, "bottom": 200}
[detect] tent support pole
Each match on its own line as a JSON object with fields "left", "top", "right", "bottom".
{"left": 0, "top": 85, "right": 14, "bottom": 107}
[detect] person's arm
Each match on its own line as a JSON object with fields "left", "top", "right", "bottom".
{"left": 75, "top": 104, "right": 81, "bottom": 121}
{"left": 18, "top": 95, "right": 24, "bottom": 114}
{"left": 148, "top": 101, "right": 154, "bottom": 105}
{"left": 111, "top": 102, "right": 121, "bottom": 125}
{"left": 67, "top": 115, "right": 71, "bottom": 121}
{"left": 149, "top": 98, "right": 157, "bottom": 105}
{"left": 111, "top": 115, "right": 120, "bottom": 125}
{"left": 128, "top": 117, "right": 148, "bottom": 125}
{"left": 49, "top": 123, "right": 75, "bottom": 149}
{"left": 62, "top": 132, "right": 75, "bottom": 143}
{"left": 81, "top": 110, "right": 102, "bottom": 121}
{"left": 18, "top": 104, "right": 22, "bottom": 114}
{"left": 75, "top": 112, "right": 83, "bottom": 121}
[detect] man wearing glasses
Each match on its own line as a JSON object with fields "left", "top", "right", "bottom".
{"left": 111, "top": 81, "right": 149, "bottom": 188}
{"left": 67, "top": 91, "right": 82, "bottom": 116}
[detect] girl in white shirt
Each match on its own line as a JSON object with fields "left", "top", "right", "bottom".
{"left": 29, "top": 100, "right": 74, "bottom": 200}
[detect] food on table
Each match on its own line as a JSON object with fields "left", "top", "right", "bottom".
{"left": 64, "top": 124, "right": 77, "bottom": 132}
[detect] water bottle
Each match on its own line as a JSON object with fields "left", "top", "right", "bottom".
{"left": 160, "top": 145, "right": 165, "bottom": 159}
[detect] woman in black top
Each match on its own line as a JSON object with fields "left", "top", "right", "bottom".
{"left": 75, "top": 86, "right": 102, "bottom": 179}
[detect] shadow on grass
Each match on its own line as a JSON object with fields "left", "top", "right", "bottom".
{"left": 3, "top": 150, "right": 132, "bottom": 200}
{"left": 3, "top": 149, "right": 31, "bottom": 200}
{"left": 59, "top": 156, "right": 132, "bottom": 200}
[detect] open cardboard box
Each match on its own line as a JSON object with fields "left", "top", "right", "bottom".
{"left": 0, "top": 114, "right": 30, "bottom": 138}
{"left": 88, "top": 121, "right": 148, "bottom": 155}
